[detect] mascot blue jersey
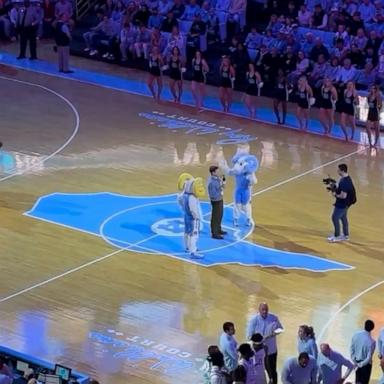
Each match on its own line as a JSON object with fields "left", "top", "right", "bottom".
{"left": 235, "top": 174, "right": 251, "bottom": 205}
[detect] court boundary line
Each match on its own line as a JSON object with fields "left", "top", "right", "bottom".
{"left": 0, "top": 145, "right": 362, "bottom": 303}
{"left": 0, "top": 75, "right": 80, "bottom": 182}
{"left": 318, "top": 279, "right": 384, "bottom": 341}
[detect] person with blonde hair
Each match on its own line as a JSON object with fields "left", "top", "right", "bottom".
{"left": 366, "top": 85, "right": 382, "bottom": 148}
{"left": 340, "top": 81, "right": 358, "bottom": 141}
{"left": 295, "top": 76, "right": 313, "bottom": 131}
{"left": 318, "top": 78, "right": 338, "bottom": 136}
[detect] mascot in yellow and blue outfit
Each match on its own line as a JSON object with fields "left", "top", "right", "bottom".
{"left": 177, "top": 173, "right": 205, "bottom": 259}
{"left": 225, "top": 150, "right": 259, "bottom": 227}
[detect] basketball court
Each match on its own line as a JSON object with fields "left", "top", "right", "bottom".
{"left": 1, "top": 56, "right": 384, "bottom": 384}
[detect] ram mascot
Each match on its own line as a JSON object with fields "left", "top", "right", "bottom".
{"left": 177, "top": 173, "right": 205, "bottom": 259}
{"left": 223, "top": 150, "right": 259, "bottom": 227}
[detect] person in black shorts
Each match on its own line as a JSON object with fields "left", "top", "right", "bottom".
{"left": 168, "top": 46, "right": 183, "bottom": 103}
{"left": 340, "top": 81, "right": 358, "bottom": 141}
{"left": 244, "top": 63, "right": 262, "bottom": 119}
{"left": 295, "top": 75, "right": 314, "bottom": 131}
{"left": 318, "top": 77, "right": 338, "bottom": 136}
{"left": 191, "top": 50, "right": 209, "bottom": 109}
{"left": 366, "top": 85, "right": 382, "bottom": 147}
{"left": 272, "top": 68, "right": 289, "bottom": 125}
{"left": 219, "top": 56, "right": 235, "bottom": 112}
{"left": 147, "top": 46, "right": 164, "bottom": 101}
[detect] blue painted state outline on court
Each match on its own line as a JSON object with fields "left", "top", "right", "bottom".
{"left": 24, "top": 192, "right": 353, "bottom": 272}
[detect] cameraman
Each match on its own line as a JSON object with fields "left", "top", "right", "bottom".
{"left": 208, "top": 166, "right": 227, "bottom": 239}
{"left": 328, "top": 163, "right": 356, "bottom": 242}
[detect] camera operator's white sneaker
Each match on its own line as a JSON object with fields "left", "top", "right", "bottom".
{"left": 341, "top": 235, "right": 349, "bottom": 241}
{"left": 327, "top": 235, "right": 343, "bottom": 242}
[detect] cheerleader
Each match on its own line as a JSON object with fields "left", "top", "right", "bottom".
{"left": 318, "top": 78, "right": 338, "bottom": 135}
{"left": 147, "top": 46, "right": 164, "bottom": 101}
{"left": 168, "top": 47, "right": 183, "bottom": 103}
{"left": 273, "top": 68, "right": 289, "bottom": 125}
{"left": 219, "top": 56, "right": 235, "bottom": 112}
{"left": 366, "top": 84, "right": 382, "bottom": 147}
{"left": 295, "top": 75, "right": 313, "bottom": 131}
{"left": 191, "top": 50, "right": 209, "bottom": 109}
{"left": 340, "top": 81, "right": 358, "bottom": 141}
{"left": 244, "top": 63, "right": 262, "bottom": 119}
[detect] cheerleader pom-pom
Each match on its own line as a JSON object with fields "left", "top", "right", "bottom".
{"left": 161, "top": 65, "right": 169, "bottom": 71}
{"left": 309, "top": 97, "right": 316, "bottom": 106}
{"left": 258, "top": 81, "right": 264, "bottom": 88}
{"left": 181, "top": 67, "right": 187, "bottom": 73}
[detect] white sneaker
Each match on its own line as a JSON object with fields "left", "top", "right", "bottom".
{"left": 83, "top": 47, "right": 90, "bottom": 52}
{"left": 102, "top": 52, "right": 109, "bottom": 58}
{"left": 89, "top": 50, "right": 98, "bottom": 56}
{"left": 327, "top": 235, "right": 343, "bottom": 242}
{"left": 190, "top": 252, "right": 204, "bottom": 259}
{"left": 341, "top": 235, "right": 349, "bottom": 241}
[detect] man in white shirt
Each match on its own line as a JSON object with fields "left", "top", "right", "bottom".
{"left": 247, "top": 303, "right": 283, "bottom": 384}
{"left": 281, "top": 352, "right": 318, "bottom": 384}
{"left": 336, "top": 58, "right": 357, "bottom": 86}
{"left": 318, "top": 343, "right": 354, "bottom": 384}
{"left": 350, "top": 320, "right": 376, "bottom": 384}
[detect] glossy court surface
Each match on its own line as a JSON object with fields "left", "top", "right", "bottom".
{"left": 0, "top": 57, "right": 384, "bottom": 384}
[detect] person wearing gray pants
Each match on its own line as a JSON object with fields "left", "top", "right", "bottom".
{"left": 54, "top": 13, "right": 73, "bottom": 73}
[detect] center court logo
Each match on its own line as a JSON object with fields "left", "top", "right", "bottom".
{"left": 139, "top": 111, "right": 257, "bottom": 145}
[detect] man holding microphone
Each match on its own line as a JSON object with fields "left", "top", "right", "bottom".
{"left": 208, "top": 165, "right": 227, "bottom": 240}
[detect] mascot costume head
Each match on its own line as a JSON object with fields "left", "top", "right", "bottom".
{"left": 225, "top": 149, "right": 259, "bottom": 227}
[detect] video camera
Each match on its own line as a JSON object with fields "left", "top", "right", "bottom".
{"left": 323, "top": 176, "right": 337, "bottom": 193}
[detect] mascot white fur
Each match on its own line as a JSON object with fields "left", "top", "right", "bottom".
{"left": 223, "top": 150, "right": 259, "bottom": 226}
{"left": 177, "top": 173, "right": 205, "bottom": 259}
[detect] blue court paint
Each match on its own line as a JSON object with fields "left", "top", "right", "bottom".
{"left": 0, "top": 51, "right": 363, "bottom": 143}
{"left": 25, "top": 192, "right": 353, "bottom": 272}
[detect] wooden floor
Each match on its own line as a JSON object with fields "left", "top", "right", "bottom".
{"left": 1, "top": 65, "right": 384, "bottom": 384}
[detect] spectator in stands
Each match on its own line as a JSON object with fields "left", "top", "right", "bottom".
{"left": 285, "top": 33, "right": 301, "bottom": 53}
{"left": 272, "top": 68, "right": 288, "bottom": 124}
{"left": 365, "top": 85, "right": 382, "bottom": 147}
{"left": 227, "top": 0, "right": 246, "bottom": 35}
{"left": 171, "top": 0, "right": 184, "bottom": 20}
{"left": 219, "top": 56, "right": 235, "bottom": 112}
{"left": 191, "top": 50, "right": 209, "bottom": 109}
{"left": 324, "top": 56, "right": 341, "bottom": 82}
{"left": 310, "top": 37, "right": 330, "bottom": 62}
{"left": 358, "top": 0, "right": 375, "bottom": 23}
{"left": 199, "top": 1, "right": 210, "bottom": 24}
{"left": 310, "top": 4, "right": 328, "bottom": 30}
{"left": 244, "top": 63, "right": 262, "bottom": 119}
{"left": 332, "top": 38, "right": 349, "bottom": 60}
{"left": 147, "top": 45, "right": 163, "bottom": 100}
{"left": 124, "top": 2, "right": 137, "bottom": 25}
{"left": 352, "top": 28, "right": 368, "bottom": 51}
{"left": 297, "top": 325, "right": 319, "bottom": 359}
{"left": 262, "top": 29, "right": 276, "bottom": 50}
{"left": 120, "top": 22, "right": 136, "bottom": 61}
{"left": 83, "top": 14, "right": 114, "bottom": 56}
{"left": 327, "top": 7, "right": 340, "bottom": 32}
{"left": 41, "top": 0, "right": 55, "bottom": 38}
{"left": 163, "top": 25, "right": 183, "bottom": 57}
{"left": 377, "top": 49, "right": 384, "bottom": 85}
{"left": 215, "top": 0, "right": 230, "bottom": 42}
{"left": 159, "top": 0, "right": 172, "bottom": 16}
{"left": 340, "top": 80, "right": 358, "bottom": 141}
{"left": 110, "top": 1, "right": 124, "bottom": 25}
{"left": 266, "top": 14, "right": 281, "bottom": 36}
{"left": 295, "top": 75, "right": 314, "bottom": 131}
{"left": 231, "top": 42, "right": 249, "bottom": 85}
{"left": 319, "top": 77, "right": 338, "bottom": 135}
{"left": 54, "top": 12, "right": 73, "bottom": 73}
{"left": 347, "top": 11, "right": 365, "bottom": 36}
{"left": 245, "top": 26, "right": 262, "bottom": 51}
{"left": 336, "top": 58, "right": 357, "bottom": 87}
{"left": 297, "top": 4, "right": 312, "bottom": 27}
{"left": 255, "top": 44, "right": 269, "bottom": 72}
{"left": 288, "top": 50, "right": 309, "bottom": 85}
{"left": 347, "top": 43, "right": 365, "bottom": 68}
{"left": 205, "top": 7, "right": 219, "bottom": 44}
{"left": 364, "top": 45, "right": 379, "bottom": 67}
{"left": 286, "top": 1, "right": 298, "bottom": 22}
{"left": 310, "top": 54, "right": 329, "bottom": 88}
{"left": 281, "top": 45, "right": 297, "bottom": 74}
{"left": 181, "top": 0, "right": 200, "bottom": 21}
{"left": 335, "top": 24, "right": 350, "bottom": 47}
{"left": 343, "top": 0, "right": 358, "bottom": 17}
{"left": 101, "top": 0, "right": 114, "bottom": 17}
{"left": 0, "top": 358, "right": 12, "bottom": 382}
{"left": 301, "top": 32, "right": 315, "bottom": 57}
{"left": 134, "top": 23, "right": 151, "bottom": 59}
{"left": 147, "top": 0, "right": 159, "bottom": 12}
{"left": 356, "top": 62, "right": 377, "bottom": 89}
{"left": 168, "top": 46, "right": 183, "bottom": 102}
{"left": 13, "top": 369, "right": 34, "bottom": 384}
{"left": 132, "top": 3, "right": 150, "bottom": 26}
{"left": 148, "top": 8, "right": 163, "bottom": 29}
{"left": 186, "top": 13, "right": 206, "bottom": 50}
{"left": 160, "top": 10, "right": 178, "bottom": 32}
